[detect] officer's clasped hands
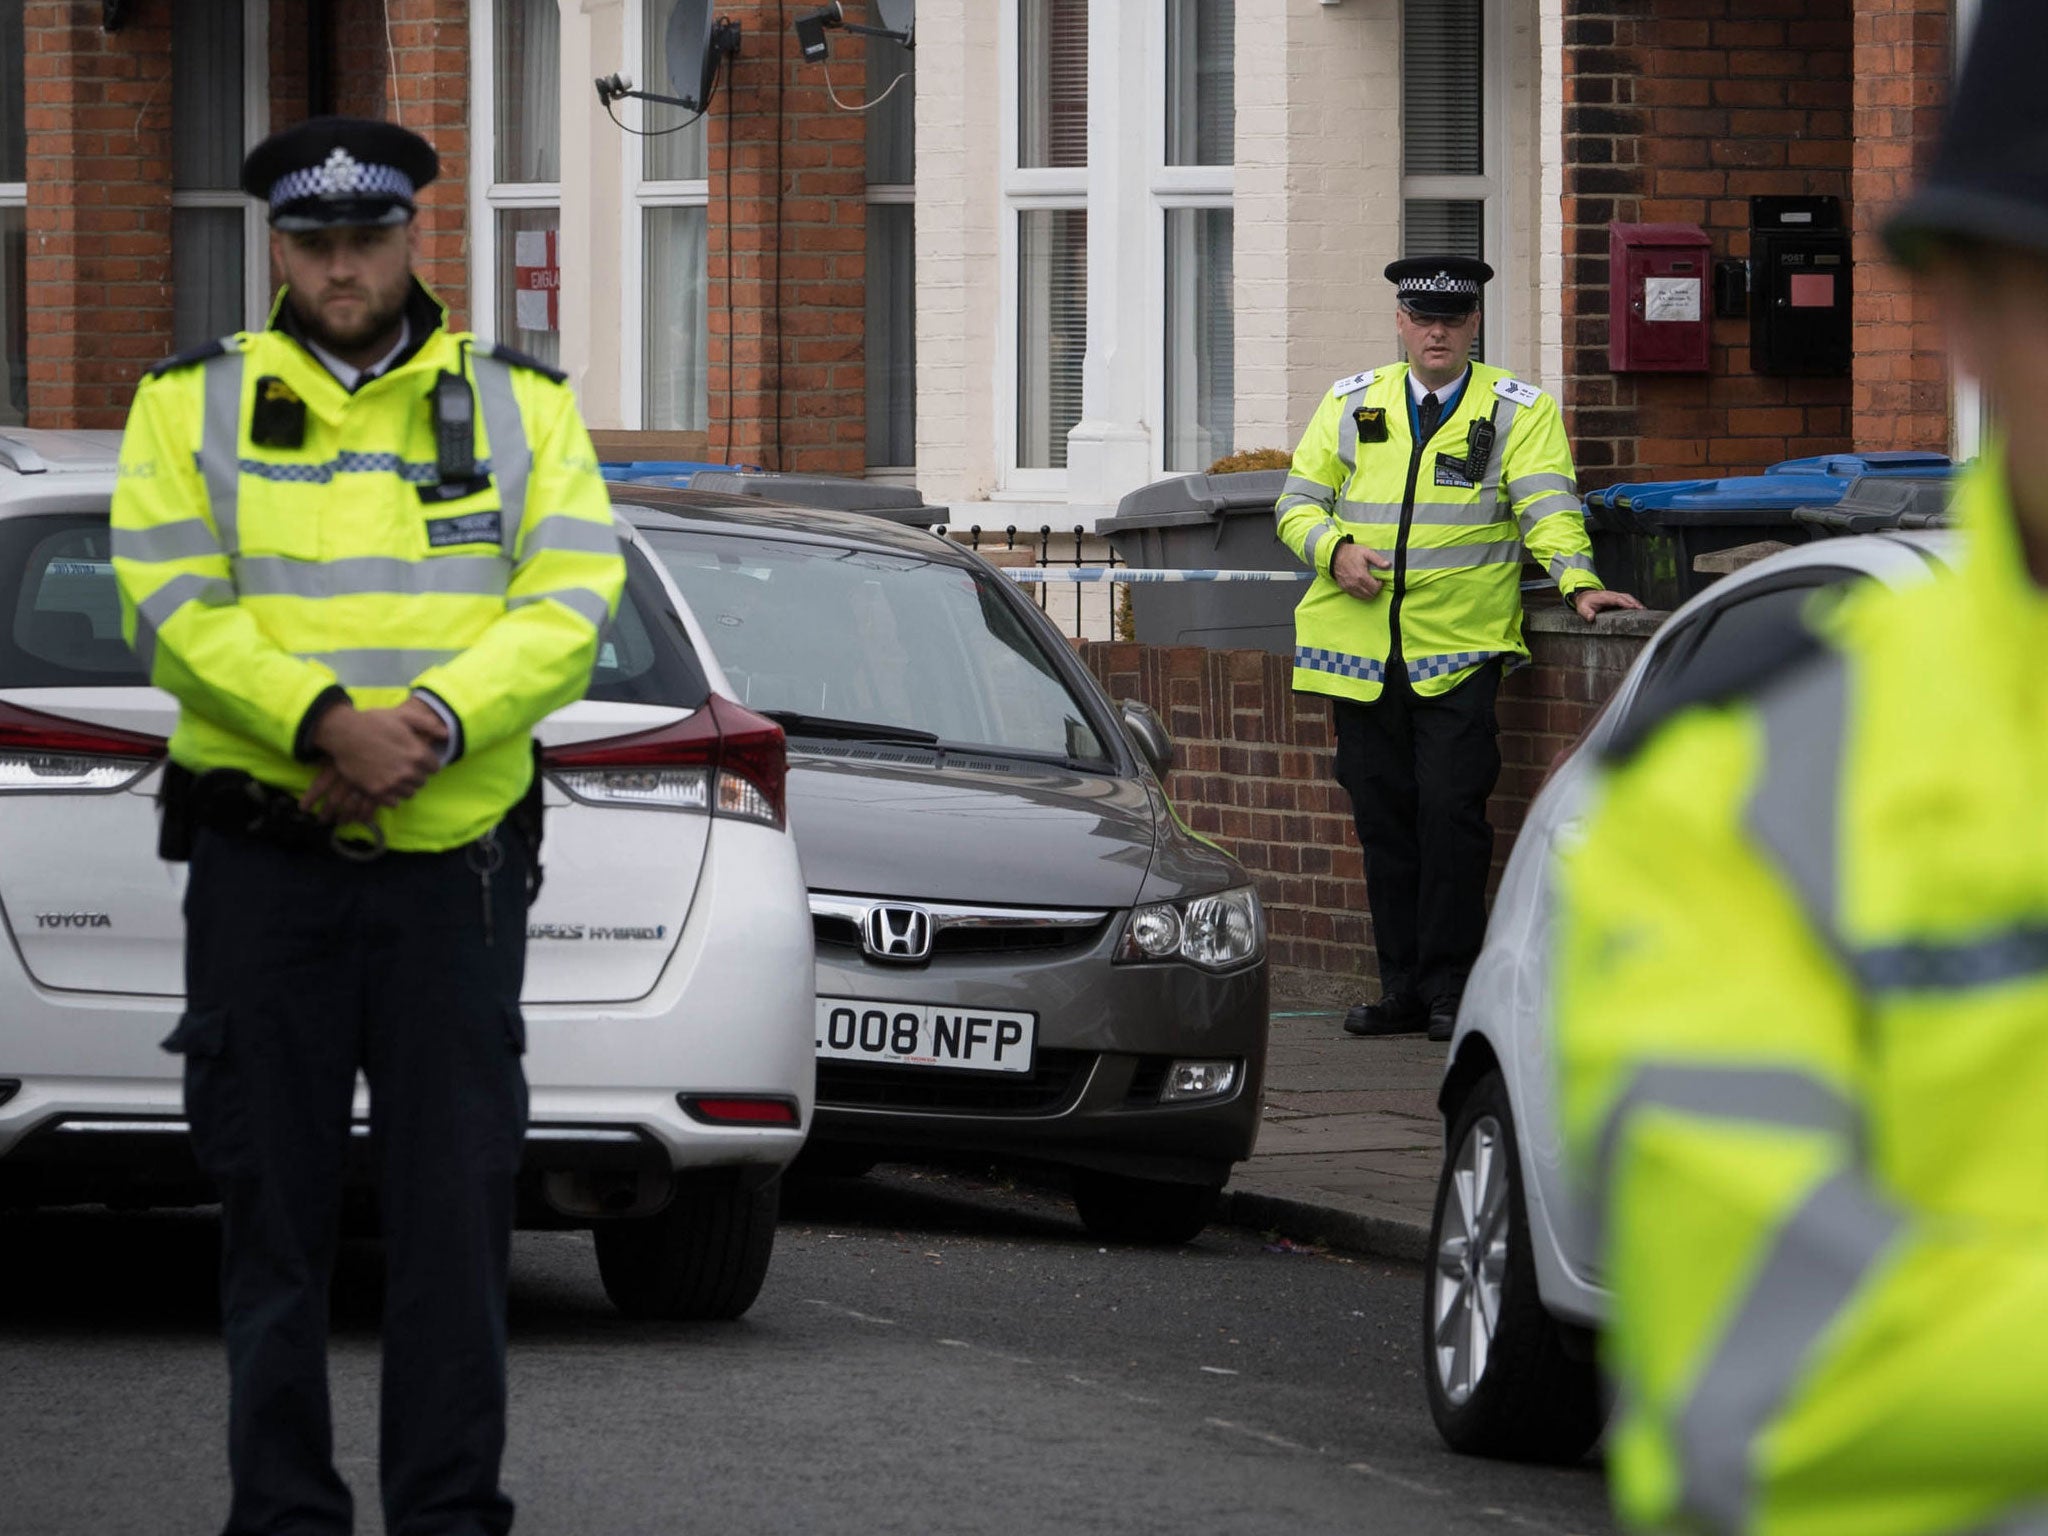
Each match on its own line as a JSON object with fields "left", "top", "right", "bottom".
{"left": 300, "top": 700, "right": 448, "bottom": 821}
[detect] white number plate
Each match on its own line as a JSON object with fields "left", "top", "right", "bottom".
{"left": 815, "top": 998, "right": 1037, "bottom": 1074}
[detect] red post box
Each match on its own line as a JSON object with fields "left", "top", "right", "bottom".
{"left": 1609, "top": 223, "right": 1712, "bottom": 372}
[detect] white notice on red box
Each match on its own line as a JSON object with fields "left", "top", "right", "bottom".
{"left": 1644, "top": 277, "right": 1702, "bottom": 323}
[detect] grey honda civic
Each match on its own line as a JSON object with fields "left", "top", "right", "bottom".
{"left": 619, "top": 489, "right": 1269, "bottom": 1244}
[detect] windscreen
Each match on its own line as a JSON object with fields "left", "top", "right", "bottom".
{"left": 0, "top": 512, "right": 705, "bottom": 707}
{"left": 646, "top": 526, "right": 1109, "bottom": 763}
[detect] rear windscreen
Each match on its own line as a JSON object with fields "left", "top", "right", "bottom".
{"left": 0, "top": 512, "right": 706, "bottom": 707}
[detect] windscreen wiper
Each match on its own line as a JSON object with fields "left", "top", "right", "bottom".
{"left": 761, "top": 710, "right": 941, "bottom": 745}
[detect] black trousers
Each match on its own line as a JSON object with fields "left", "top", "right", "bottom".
{"left": 166, "top": 826, "right": 531, "bottom": 1536}
{"left": 1331, "top": 661, "right": 1502, "bottom": 1006}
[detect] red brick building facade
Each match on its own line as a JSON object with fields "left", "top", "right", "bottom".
{"left": 1560, "top": 0, "right": 1960, "bottom": 491}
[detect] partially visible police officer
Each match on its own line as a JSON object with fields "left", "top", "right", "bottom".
{"left": 112, "top": 117, "right": 623, "bottom": 1536}
{"left": 1556, "top": 5, "right": 2048, "bottom": 1531}
{"left": 1276, "top": 257, "right": 1641, "bottom": 1042}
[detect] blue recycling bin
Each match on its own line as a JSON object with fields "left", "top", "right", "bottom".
{"left": 598, "top": 459, "right": 749, "bottom": 488}
{"left": 1586, "top": 452, "right": 1955, "bottom": 610}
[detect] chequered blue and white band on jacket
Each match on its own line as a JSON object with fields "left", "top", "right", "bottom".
{"left": 1295, "top": 646, "right": 1506, "bottom": 684}
{"left": 268, "top": 151, "right": 415, "bottom": 212}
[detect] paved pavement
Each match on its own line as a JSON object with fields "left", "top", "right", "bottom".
{"left": 1219, "top": 1001, "right": 1444, "bottom": 1263}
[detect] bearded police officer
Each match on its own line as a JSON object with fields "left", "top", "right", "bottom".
{"left": 1276, "top": 256, "right": 1641, "bottom": 1043}
{"left": 1556, "top": 4, "right": 2048, "bottom": 1530}
{"left": 112, "top": 117, "right": 623, "bottom": 1536}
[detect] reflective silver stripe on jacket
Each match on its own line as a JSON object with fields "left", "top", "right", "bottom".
{"left": 114, "top": 519, "right": 223, "bottom": 564}
{"left": 518, "top": 513, "right": 621, "bottom": 558}
{"left": 1746, "top": 651, "right": 1850, "bottom": 955}
{"left": 1506, "top": 471, "right": 1576, "bottom": 503}
{"left": 1751, "top": 648, "right": 2048, "bottom": 995}
{"left": 132, "top": 573, "right": 235, "bottom": 676}
{"left": 1336, "top": 497, "right": 1408, "bottom": 524}
{"left": 234, "top": 554, "right": 511, "bottom": 600}
{"left": 1517, "top": 492, "right": 1585, "bottom": 538}
{"left": 473, "top": 351, "right": 531, "bottom": 560}
{"left": 1404, "top": 540, "right": 1524, "bottom": 571}
{"left": 1275, "top": 473, "right": 1336, "bottom": 530}
{"left": 1593, "top": 1063, "right": 1864, "bottom": 1209}
{"left": 1301, "top": 521, "right": 1336, "bottom": 570}
{"left": 1547, "top": 552, "right": 1597, "bottom": 580}
{"left": 295, "top": 648, "right": 463, "bottom": 688}
{"left": 1410, "top": 501, "right": 1515, "bottom": 528}
{"left": 199, "top": 351, "right": 246, "bottom": 555}
{"left": 1473, "top": 398, "right": 1519, "bottom": 507}
{"left": 509, "top": 586, "right": 612, "bottom": 631}
{"left": 1676, "top": 1170, "right": 1902, "bottom": 1532}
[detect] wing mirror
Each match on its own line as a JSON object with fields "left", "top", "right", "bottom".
{"left": 1119, "top": 699, "right": 1173, "bottom": 778}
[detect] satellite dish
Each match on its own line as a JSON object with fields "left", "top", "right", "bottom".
{"left": 664, "top": 0, "right": 739, "bottom": 111}
{"left": 872, "top": 0, "right": 913, "bottom": 46}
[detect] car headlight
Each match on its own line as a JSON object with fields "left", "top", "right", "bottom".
{"left": 1115, "top": 886, "right": 1264, "bottom": 971}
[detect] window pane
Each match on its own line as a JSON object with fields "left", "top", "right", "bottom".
{"left": 1164, "top": 208, "right": 1233, "bottom": 471}
{"left": 642, "top": 0, "right": 709, "bottom": 181}
{"left": 495, "top": 207, "right": 562, "bottom": 368}
{"left": 1403, "top": 0, "right": 1483, "bottom": 177}
{"left": 1017, "top": 208, "right": 1086, "bottom": 470}
{"left": 172, "top": 0, "right": 245, "bottom": 192}
{"left": 1165, "top": 0, "right": 1234, "bottom": 168}
{"left": 1404, "top": 198, "right": 1483, "bottom": 261}
{"left": 1018, "top": 0, "right": 1087, "bottom": 170}
{"left": 866, "top": 32, "right": 915, "bottom": 186}
{"left": 0, "top": 206, "right": 23, "bottom": 425}
{"left": 866, "top": 203, "right": 915, "bottom": 467}
{"left": 0, "top": 0, "right": 24, "bottom": 183}
{"left": 644, "top": 205, "right": 708, "bottom": 431}
{"left": 496, "top": 0, "right": 561, "bottom": 184}
{"left": 171, "top": 208, "right": 245, "bottom": 349}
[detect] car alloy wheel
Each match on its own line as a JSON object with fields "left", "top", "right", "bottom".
{"left": 1421, "top": 1068, "right": 1603, "bottom": 1462}
{"left": 1432, "top": 1111, "right": 1509, "bottom": 1406}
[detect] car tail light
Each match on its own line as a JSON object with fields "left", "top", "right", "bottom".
{"left": 0, "top": 700, "right": 167, "bottom": 794}
{"left": 678, "top": 1094, "right": 802, "bottom": 1127}
{"left": 543, "top": 694, "right": 787, "bottom": 829}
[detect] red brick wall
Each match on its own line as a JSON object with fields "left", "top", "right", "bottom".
{"left": 710, "top": 0, "right": 867, "bottom": 473}
{"left": 23, "top": 0, "right": 173, "bottom": 429}
{"left": 1564, "top": 1, "right": 1855, "bottom": 491}
{"left": 1850, "top": 0, "right": 1950, "bottom": 452}
{"left": 381, "top": 0, "right": 468, "bottom": 329}
{"left": 334, "top": 0, "right": 390, "bottom": 119}
{"left": 1078, "top": 610, "right": 1659, "bottom": 988}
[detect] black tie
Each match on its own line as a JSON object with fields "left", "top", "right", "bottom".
{"left": 1418, "top": 392, "right": 1443, "bottom": 442}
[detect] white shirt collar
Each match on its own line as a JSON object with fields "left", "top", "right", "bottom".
{"left": 1408, "top": 367, "right": 1467, "bottom": 406}
{"left": 306, "top": 316, "right": 412, "bottom": 390}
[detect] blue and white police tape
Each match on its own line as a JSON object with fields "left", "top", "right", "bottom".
{"left": 995, "top": 567, "right": 1315, "bottom": 583}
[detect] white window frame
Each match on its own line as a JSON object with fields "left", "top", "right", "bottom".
{"left": 169, "top": 0, "right": 270, "bottom": 330}
{"left": 998, "top": 0, "right": 1089, "bottom": 497}
{"left": 1398, "top": 0, "right": 1513, "bottom": 369}
{"left": 469, "top": 0, "right": 561, "bottom": 362}
{"left": 621, "top": 0, "right": 711, "bottom": 430}
{"left": 1147, "top": 0, "right": 1234, "bottom": 479}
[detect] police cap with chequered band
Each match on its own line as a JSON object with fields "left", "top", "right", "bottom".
{"left": 240, "top": 116, "right": 440, "bottom": 231}
{"left": 1883, "top": 0, "right": 2048, "bottom": 268}
{"left": 1385, "top": 255, "right": 1495, "bottom": 318}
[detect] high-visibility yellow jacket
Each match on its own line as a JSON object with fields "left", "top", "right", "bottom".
{"left": 111, "top": 282, "right": 624, "bottom": 853}
{"left": 1558, "top": 453, "right": 2048, "bottom": 1534}
{"left": 1276, "top": 361, "right": 1602, "bottom": 702}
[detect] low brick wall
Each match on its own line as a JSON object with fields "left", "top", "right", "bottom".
{"left": 1077, "top": 603, "right": 1667, "bottom": 998}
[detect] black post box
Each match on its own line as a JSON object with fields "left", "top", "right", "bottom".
{"left": 1750, "top": 195, "right": 1852, "bottom": 376}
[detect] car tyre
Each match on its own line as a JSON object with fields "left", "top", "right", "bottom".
{"left": 1071, "top": 1169, "right": 1220, "bottom": 1245}
{"left": 593, "top": 1172, "right": 779, "bottom": 1321}
{"left": 1424, "top": 1069, "right": 1602, "bottom": 1463}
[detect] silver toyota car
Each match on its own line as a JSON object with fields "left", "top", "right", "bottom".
{"left": 620, "top": 489, "right": 1270, "bottom": 1245}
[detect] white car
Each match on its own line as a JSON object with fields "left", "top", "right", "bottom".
{"left": 1425, "top": 527, "right": 1954, "bottom": 1461}
{"left": 0, "top": 428, "right": 814, "bottom": 1320}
